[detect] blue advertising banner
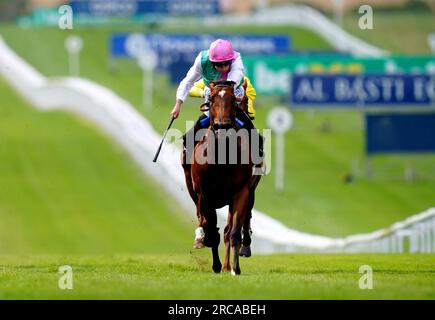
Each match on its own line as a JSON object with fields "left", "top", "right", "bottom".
{"left": 365, "top": 113, "right": 435, "bottom": 154}
{"left": 110, "top": 33, "right": 290, "bottom": 62}
{"left": 168, "top": 58, "right": 193, "bottom": 84}
{"left": 110, "top": 33, "right": 291, "bottom": 83}
{"left": 291, "top": 74, "right": 435, "bottom": 106}
{"left": 69, "top": 0, "right": 220, "bottom": 17}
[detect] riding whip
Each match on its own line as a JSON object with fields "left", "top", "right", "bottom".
{"left": 153, "top": 116, "right": 175, "bottom": 162}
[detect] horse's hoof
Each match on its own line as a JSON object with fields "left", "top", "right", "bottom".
{"left": 231, "top": 268, "right": 241, "bottom": 276}
{"left": 240, "top": 245, "right": 251, "bottom": 257}
{"left": 193, "top": 238, "right": 205, "bottom": 249}
{"left": 194, "top": 227, "right": 205, "bottom": 248}
{"left": 213, "top": 263, "right": 222, "bottom": 274}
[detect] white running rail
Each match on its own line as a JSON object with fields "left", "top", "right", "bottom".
{"left": 1, "top": 36, "right": 433, "bottom": 254}
{"left": 205, "top": 5, "right": 388, "bottom": 57}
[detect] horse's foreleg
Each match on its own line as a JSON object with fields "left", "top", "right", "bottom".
{"left": 195, "top": 196, "right": 221, "bottom": 272}
{"left": 222, "top": 204, "right": 233, "bottom": 272}
{"left": 183, "top": 151, "right": 204, "bottom": 249}
{"left": 231, "top": 187, "right": 249, "bottom": 276}
{"left": 240, "top": 218, "right": 252, "bottom": 257}
{"left": 202, "top": 205, "right": 221, "bottom": 273}
{"left": 182, "top": 152, "right": 198, "bottom": 204}
{"left": 211, "top": 245, "right": 221, "bottom": 274}
{"left": 194, "top": 196, "right": 206, "bottom": 249}
{"left": 240, "top": 191, "right": 255, "bottom": 257}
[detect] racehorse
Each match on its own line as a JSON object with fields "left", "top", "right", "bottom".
{"left": 181, "top": 80, "right": 262, "bottom": 275}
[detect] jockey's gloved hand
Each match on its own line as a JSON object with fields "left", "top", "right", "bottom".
{"left": 203, "top": 86, "right": 211, "bottom": 102}
{"left": 234, "top": 86, "right": 245, "bottom": 101}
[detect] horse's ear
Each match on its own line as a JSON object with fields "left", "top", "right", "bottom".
{"left": 242, "top": 79, "right": 247, "bottom": 91}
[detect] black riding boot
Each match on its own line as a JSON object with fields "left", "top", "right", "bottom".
{"left": 235, "top": 108, "right": 264, "bottom": 159}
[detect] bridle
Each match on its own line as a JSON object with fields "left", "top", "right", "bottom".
{"left": 200, "top": 83, "right": 238, "bottom": 131}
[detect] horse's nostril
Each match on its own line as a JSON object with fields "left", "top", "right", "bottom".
{"left": 213, "top": 121, "right": 232, "bottom": 130}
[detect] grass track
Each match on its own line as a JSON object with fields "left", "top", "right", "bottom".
{"left": 0, "top": 77, "right": 192, "bottom": 254}
{"left": 342, "top": 11, "right": 435, "bottom": 54}
{"left": 1, "top": 254, "right": 434, "bottom": 299}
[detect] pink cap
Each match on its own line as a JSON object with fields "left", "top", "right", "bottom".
{"left": 209, "top": 39, "right": 236, "bottom": 62}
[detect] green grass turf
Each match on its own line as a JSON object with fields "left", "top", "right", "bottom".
{"left": 0, "top": 77, "right": 193, "bottom": 254}
{"left": 0, "top": 254, "right": 434, "bottom": 299}
{"left": 342, "top": 11, "right": 435, "bottom": 54}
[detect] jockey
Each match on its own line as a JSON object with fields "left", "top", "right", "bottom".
{"left": 170, "top": 39, "right": 262, "bottom": 160}
{"left": 188, "top": 77, "right": 257, "bottom": 120}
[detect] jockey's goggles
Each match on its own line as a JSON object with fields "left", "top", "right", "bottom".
{"left": 212, "top": 60, "right": 232, "bottom": 67}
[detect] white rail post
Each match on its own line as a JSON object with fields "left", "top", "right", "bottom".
{"left": 267, "top": 107, "right": 293, "bottom": 192}
{"left": 65, "top": 35, "right": 83, "bottom": 76}
{"left": 138, "top": 51, "right": 157, "bottom": 112}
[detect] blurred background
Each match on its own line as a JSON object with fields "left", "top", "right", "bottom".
{"left": 0, "top": 0, "right": 434, "bottom": 256}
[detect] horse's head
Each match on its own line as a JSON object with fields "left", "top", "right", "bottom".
{"left": 207, "top": 80, "right": 237, "bottom": 130}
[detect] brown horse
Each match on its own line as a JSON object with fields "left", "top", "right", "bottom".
{"left": 181, "top": 80, "right": 261, "bottom": 275}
